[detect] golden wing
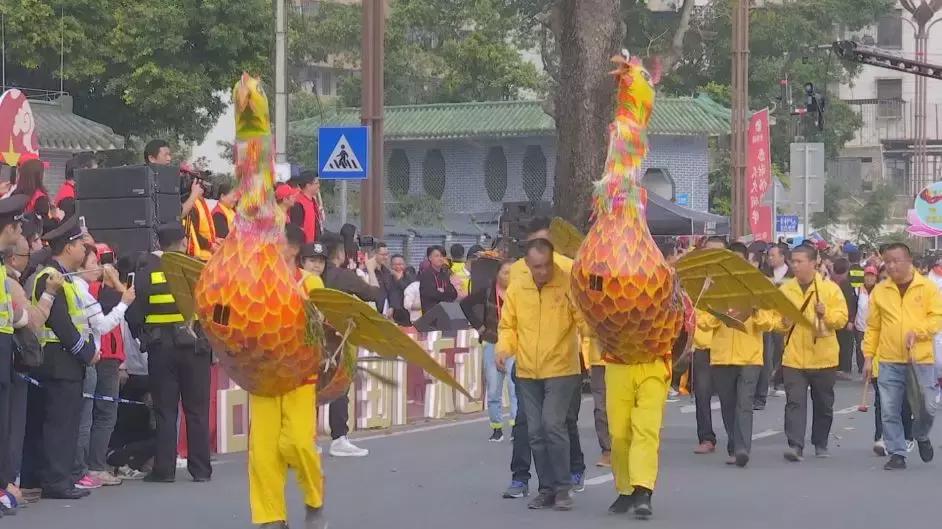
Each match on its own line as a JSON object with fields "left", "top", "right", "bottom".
{"left": 307, "top": 288, "right": 471, "bottom": 398}
{"left": 159, "top": 252, "right": 205, "bottom": 322}
{"left": 676, "top": 248, "right": 813, "bottom": 328}
{"left": 549, "top": 217, "right": 585, "bottom": 259}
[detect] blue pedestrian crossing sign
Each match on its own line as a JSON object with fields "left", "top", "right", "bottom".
{"left": 318, "top": 126, "right": 369, "bottom": 180}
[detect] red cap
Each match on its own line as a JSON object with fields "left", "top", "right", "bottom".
{"left": 864, "top": 266, "right": 878, "bottom": 276}
{"left": 94, "top": 243, "right": 114, "bottom": 259}
{"left": 275, "top": 183, "right": 299, "bottom": 202}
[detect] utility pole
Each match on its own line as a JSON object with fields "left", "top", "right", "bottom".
{"left": 360, "top": 0, "right": 385, "bottom": 238}
{"left": 274, "top": 0, "right": 288, "bottom": 164}
{"left": 730, "top": 0, "right": 750, "bottom": 239}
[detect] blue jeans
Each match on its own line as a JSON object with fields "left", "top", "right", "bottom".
{"left": 73, "top": 365, "right": 97, "bottom": 480}
{"left": 878, "top": 362, "right": 938, "bottom": 457}
{"left": 483, "top": 343, "right": 516, "bottom": 428}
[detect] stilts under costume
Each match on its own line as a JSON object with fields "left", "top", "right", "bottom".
{"left": 570, "top": 51, "right": 685, "bottom": 518}
{"left": 158, "top": 73, "right": 468, "bottom": 528}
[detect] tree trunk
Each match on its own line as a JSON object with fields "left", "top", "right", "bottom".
{"left": 552, "top": 0, "right": 624, "bottom": 231}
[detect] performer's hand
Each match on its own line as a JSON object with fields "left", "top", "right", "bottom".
{"left": 191, "top": 179, "right": 204, "bottom": 199}
{"left": 905, "top": 330, "right": 917, "bottom": 350}
{"left": 45, "top": 271, "right": 65, "bottom": 294}
{"left": 815, "top": 302, "right": 826, "bottom": 318}
{"left": 863, "top": 357, "right": 873, "bottom": 376}
{"left": 496, "top": 353, "right": 507, "bottom": 373}
{"left": 846, "top": 322, "right": 854, "bottom": 331}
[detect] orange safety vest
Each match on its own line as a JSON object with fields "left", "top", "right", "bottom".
{"left": 212, "top": 202, "right": 235, "bottom": 238}
{"left": 186, "top": 197, "right": 216, "bottom": 261}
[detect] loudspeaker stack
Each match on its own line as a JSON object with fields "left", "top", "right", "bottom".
{"left": 499, "top": 201, "right": 552, "bottom": 258}
{"left": 75, "top": 164, "right": 182, "bottom": 256}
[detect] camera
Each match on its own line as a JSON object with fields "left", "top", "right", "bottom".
{"left": 357, "top": 235, "right": 375, "bottom": 248}
{"left": 180, "top": 166, "right": 217, "bottom": 199}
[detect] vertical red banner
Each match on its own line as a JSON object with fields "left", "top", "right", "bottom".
{"left": 747, "top": 108, "right": 772, "bottom": 241}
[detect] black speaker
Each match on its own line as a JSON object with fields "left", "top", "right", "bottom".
{"left": 89, "top": 227, "right": 159, "bottom": 255}
{"left": 78, "top": 195, "right": 182, "bottom": 230}
{"left": 75, "top": 164, "right": 180, "bottom": 199}
{"left": 500, "top": 201, "right": 552, "bottom": 258}
{"left": 413, "top": 302, "right": 470, "bottom": 333}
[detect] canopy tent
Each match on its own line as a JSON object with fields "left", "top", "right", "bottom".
{"left": 645, "top": 192, "right": 730, "bottom": 236}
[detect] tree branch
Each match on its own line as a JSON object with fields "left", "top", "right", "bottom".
{"left": 662, "top": 0, "right": 696, "bottom": 71}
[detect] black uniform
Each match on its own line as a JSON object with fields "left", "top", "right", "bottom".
{"left": 127, "top": 250, "right": 212, "bottom": 482}
{"left": 21, "top": 216, "right": 98, "bottom": 498}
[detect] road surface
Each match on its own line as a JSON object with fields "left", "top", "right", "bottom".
{"left": 9, "top": 379, "right": 938, "bottom": 528}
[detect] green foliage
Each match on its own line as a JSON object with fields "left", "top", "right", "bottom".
{"left": 388, "top": 194, "right": 445, "bottom": 226}
{"left": 2, "top": 0, "right": 272, "bottom": 144}
{"left": 297, "top": 0, "right": 543, "bottom": 107}
{"left": 852, "top": 184, "right": 896, "bottom": 245}
{"left": 708, "top": 145, "right": 732, "bottom": 216}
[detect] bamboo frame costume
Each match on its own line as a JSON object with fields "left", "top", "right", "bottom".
{"left": 158, "top": 74, "right": 468, "bottom": 528}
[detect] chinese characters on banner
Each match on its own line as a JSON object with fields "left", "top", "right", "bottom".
{"left": 747, "top": 108, "right": 772, "bottom": 241}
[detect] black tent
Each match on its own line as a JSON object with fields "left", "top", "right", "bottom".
{"left": 646, "top": 192, "right": 730, "bottom": 236}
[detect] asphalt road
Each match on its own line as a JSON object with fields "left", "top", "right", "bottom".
{"left": 9, "top": 378, "right": 940, "bottom": 528}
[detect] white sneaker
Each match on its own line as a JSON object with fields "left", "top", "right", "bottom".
{"left": 773, "top": 388, "right": 786, "bottom": 397}
{"left": 116, "top": 465, "right": 147, "bottom": 480}
{"left": 329, "top": 436, "right": 369, "bottom": 457}
{"left": 906, "top": 440, "right": 916, "bottom": 453}
{"left": 873, "top": 439, "right": 887, "bottom": 457}
{"left": 667, "top": 388, "right": 680, "bottom": 398}
{"left": 176, "top": 457, "right": 188, "bottom": 469}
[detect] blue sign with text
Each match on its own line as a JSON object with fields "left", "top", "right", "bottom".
{"left": 675, "top": 193, "right": 690, "bottom": 207}
{"left": 318, "top": 126, "right": 369, "bottom": 180}
{"left": 776, "top": 215, "right": 799, "bottom": 233}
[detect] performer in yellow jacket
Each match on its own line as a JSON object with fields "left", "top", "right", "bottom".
{"left": 248, "top": 236, "right": 327, "bottom": 529}
{"left": 775, "top": 245, "right": 847, "bottom": 462}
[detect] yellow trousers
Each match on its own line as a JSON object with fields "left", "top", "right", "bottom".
{"left": 248, "top": 385, "right": 324, "bottom": 524}
{"left": 605, "top": 360, "right": 669, "bottom": 494}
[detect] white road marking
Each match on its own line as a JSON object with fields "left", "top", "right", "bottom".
{"left": 835, "top": 406, "right": 859, "bottom": 415}
{"left": 751, "top": 429, "right": 781, "bottom": 440}
{"left": 680, "top": 401, "right": 720, "bottom": 414}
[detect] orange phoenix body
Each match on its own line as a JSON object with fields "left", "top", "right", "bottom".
{"left": 194, "top": 74, "right": 322, "bottom": 397}
{"left": 571, "top": 53, "right": 684, "bottom": 363}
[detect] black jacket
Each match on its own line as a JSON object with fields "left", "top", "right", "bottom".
{"left": 460, "top": 282, "right": 501, "bottom": 344}
{"left": 30, "top": 260, "right": 97, "bottom": 381}
{"left": 387, "top": 269, "right": 416, "bottom": 326}
{"left": 322, "top": 264, "right": 381, "bottom": 303}
{"left": 418, "top": 266, "right": 457, "bottom": 314}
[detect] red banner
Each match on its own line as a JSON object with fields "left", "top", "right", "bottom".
{"left": 747, "top": 108, "right": 772, "bottom": 242}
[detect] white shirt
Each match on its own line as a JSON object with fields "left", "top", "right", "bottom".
{"left": 73, "top": 276, "right": 128, "bottom": 351}
{"left": 771, "top": 264, "right": 790, "bottom": 286}
{"left": 855, "top": 287, "right": 871, "bottom": 332}
{"left": 403, "top": 281, "right": 422, "bottom": 323}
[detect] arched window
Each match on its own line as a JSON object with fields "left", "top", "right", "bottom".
{"left": 642, "top": 168, "right": 674, "bottom": 200}
{"left": 387, "top": 149, "right": 410, "bottom": 197}
{"left": 484, "top": 147, "right": 508, "bottom": 202}
{"left": 422, "top": 149, "right": 446, "bottom": 199}
{"left": 522, "top": 146, "right": 547, "bottom": 202}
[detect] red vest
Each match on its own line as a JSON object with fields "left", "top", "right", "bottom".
{"left": 89, "top": 282, "right": 126, "bottom": 362}
{"left": 296, "top": 194, "right": 318, "bottom": 243}
{"left": 26, "top": 189, "right": 48, "bottom": 214}
{"left": 54, "top": 180, "right": 75, "bottom": 207}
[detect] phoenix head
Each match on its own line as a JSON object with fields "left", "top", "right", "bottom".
{"left": 611, "top": 50, "right": 661, "bottom": 127}
{"left": 233, "top": 73, "right": 271, "bottom": 139}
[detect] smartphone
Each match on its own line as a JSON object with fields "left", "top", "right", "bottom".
{"left": 78, "top": 216, "right": 87, "bottom": 231}
{"left": 125, "top": 272, "right": 136, "bottom": 289}
{"left": 100, "top": 251, "right": 115, "bottom": 266}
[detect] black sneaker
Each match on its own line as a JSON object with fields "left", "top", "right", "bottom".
{"left": 918, "top": 440, "right": 934, "bottom": 462}
{"left": 608, "top": 494, "right": 634, "bottom": 514}
{"left": 527, "top": 491, "right": 555, "bottom": 510}
{"left": 735, "top": 452, "right": 750, "bottom": 467}
{"left": 884, "top": 454, "right": 906, "bottom": 470}
{"left": 784, "top": 446, "right": 803, "bottom": 462}
{"left": 633, "top": 488, "right": 653, "bottom": 519}
{"left": 489, "top": 428, "right": 503, "bottom": 442}
{"left": 553, "top": 490, "right": 573, "bottom": 511}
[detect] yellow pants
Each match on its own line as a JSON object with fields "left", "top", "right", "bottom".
{"left": 248, "top": 385, "right": 324, "bottom": 524}
{"left": 605, "top": 360, "right": 669, "bottom": 494}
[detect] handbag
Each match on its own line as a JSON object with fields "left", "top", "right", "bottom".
{"left": 13, "top": 326, "right": 42, "bottom": 368}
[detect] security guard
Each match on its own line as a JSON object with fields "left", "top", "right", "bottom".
{"left": 127, "top": 222, "right": 211, "bottom": 483}
{"left": 20, "top": 214, "right": 98, "bottom": 500}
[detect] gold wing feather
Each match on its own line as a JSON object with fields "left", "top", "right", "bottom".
{"left": 549, "top": 217, "right": 585, "bottom": 259}
{"left": 307, "top": 288, "right": 471, "bottom": 398}
{"left": 159, "top": 252, "right": 206, "bottom": 322}
{"left": 676, "top": 249, "right": 813, "bottom": 328}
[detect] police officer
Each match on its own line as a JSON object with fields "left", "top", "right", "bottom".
{"left": 127, "top": 222, "right": 211, "bottom": 483}
{"left": 20, "top": 214, "right": 98, "bottom": 500}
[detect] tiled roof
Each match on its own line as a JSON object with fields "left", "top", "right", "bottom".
{"left": 290, "top": 95, "right": 730, "bottom": 141}
{"left": 31, "top": 98, "right": 125, "bottom": 151}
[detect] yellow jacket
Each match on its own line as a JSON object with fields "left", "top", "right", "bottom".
{"left": 497, "top": 264, "right": 583, "bottom": 379}
{"left": 862, "top": 272, "right": 942, "bottom": 365}
{"left": 776, "top": 274, "right": 848, "bottom": 369}
{"left": 693, "top": 309, "right": 718, "bottom": 350}
{"left": 509, "top": 252, "right": 573, "bottom": 286}
{"left": 581, "top": 335, "right": 604, "bottom": 367}
{"left": 707, "top": 309, "right": 776, "bottom": 365}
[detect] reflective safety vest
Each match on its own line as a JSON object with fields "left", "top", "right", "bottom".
{"left": 849, "top": 266, "right": 864, "bottom": 289}
{"left": 144, "top": 271, "right": 185, "bottom": 325}
{"left": 30, "top": 267, "right": 88, "bottom": 345}
{"left": 0, "top": 264, "right": 12, "bottom": 335}
{"left": 186, "top": 197, "right": 216, "bottom": 261}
